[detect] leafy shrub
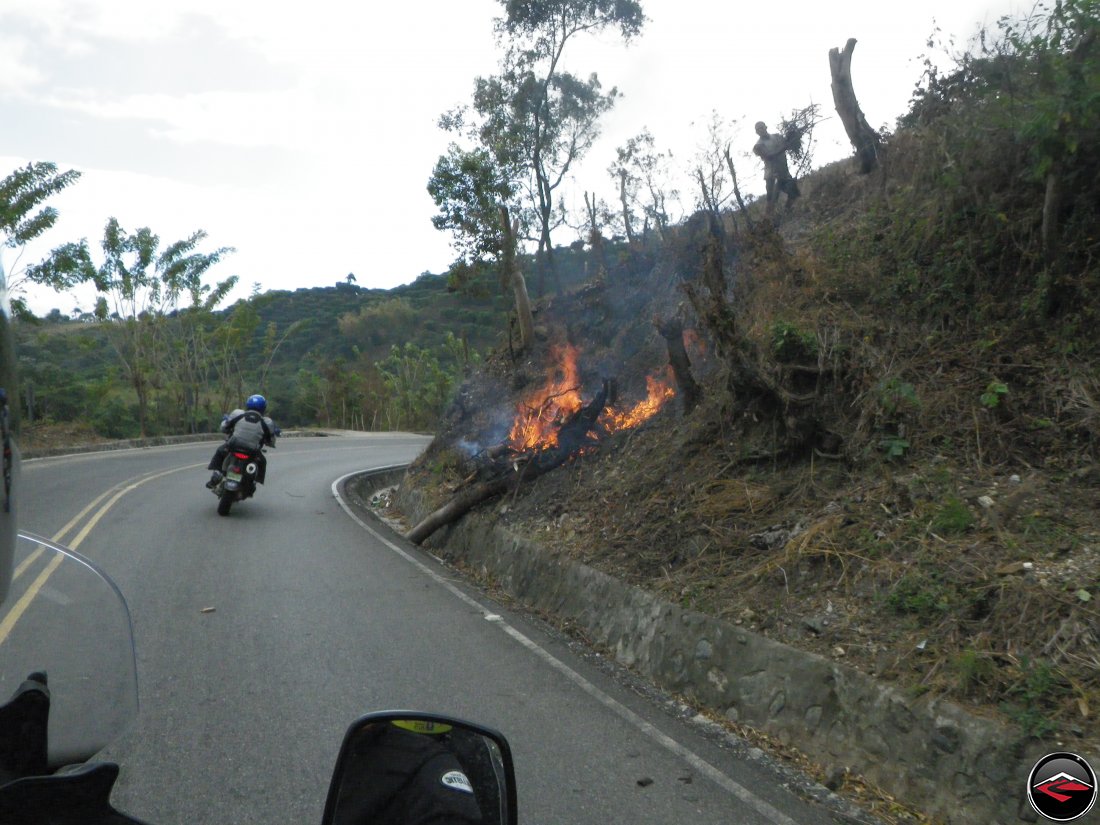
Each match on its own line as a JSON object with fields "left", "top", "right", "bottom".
{"left": 1001, "top": 657, "right": 1066, "bottom": 738}
{"left": 876, "top": 378, "right": 920, "bottom": 415}
{"left": 979, "top": 381, "right": 1009, "bottom": 409}
{"left": 931, "top": 496, "right": 976, "bottom": 533}
{"left": 770, "top": 320, "right": 818, "bottom": 363}
{"left": 955, "top": 648, "right": 996, "bottom": 695}
{"left": 880, "top": 436, "right": 910, "bottom": 460}
{"left": 886, "top": 572, "right": 952, "bottom": 618}
{"left": 89, "top": 397, "right": 140, "bottom": 440}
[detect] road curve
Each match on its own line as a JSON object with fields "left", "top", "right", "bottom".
{"left": 17, "top": 435, "right": 860, "bottom": 825}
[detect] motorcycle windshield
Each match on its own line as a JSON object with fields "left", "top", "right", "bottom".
{"left": 0, "top": 533, "right": 138, "bottom": 767}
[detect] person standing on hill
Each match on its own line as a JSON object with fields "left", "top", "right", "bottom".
{"left": 753, "top": 121, "right": 800, "bottom": 215}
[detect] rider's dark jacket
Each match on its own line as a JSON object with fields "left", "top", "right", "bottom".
{"left": 334, "top": 725, "right": 483, "bottom": 825}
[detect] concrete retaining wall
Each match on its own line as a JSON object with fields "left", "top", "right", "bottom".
{"left": 22, "top": 429, "right": 327, "bottom": 459}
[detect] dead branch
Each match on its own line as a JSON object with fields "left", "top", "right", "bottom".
{"left": 723, "top": 145, "right": 755, "bottom": 232}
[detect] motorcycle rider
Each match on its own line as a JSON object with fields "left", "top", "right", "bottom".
{"left": 205, "top": 394, "right": 277, "bottom": 489}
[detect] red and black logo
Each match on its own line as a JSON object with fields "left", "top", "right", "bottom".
{"left": 1028, "top": 752, "right": 1097, "bottom": 822}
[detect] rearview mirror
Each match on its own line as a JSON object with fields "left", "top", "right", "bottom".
{"left": 322, "top": 712, "right": 517, "bottom": 825}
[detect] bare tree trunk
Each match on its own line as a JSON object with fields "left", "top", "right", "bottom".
{"left": 584, "top": 192, "right": 608, "bottom": 279}
{"left": 23, "top": 384, "right": 34, "bottom": 426}
{"left": 723, "top": 146, "right": 754, "bottom": 233}
{"left": 133, "top": 374, "right": 149, "bottom": 437}
{"left": 617, "top": 170, "right": 635, "bottom": 246}
{"left": 829, "top": 39, "right": 879, "bottom": 174}
{"left": 1042, "top": 169, "right": 1063, "bottom": 265}
{"left": 694, "top": 168, "right": 719, "bottom": 216}
{"left": 500, "top": 206, "right": 535, "bottom": 351}
{"left": 654, "top": 317, "right": 702, "bottom": 414}
{"left": 535, "top": 238, "right": 547, "bottom": 298}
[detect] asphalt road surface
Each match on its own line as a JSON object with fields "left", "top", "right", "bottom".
{"left": 13, "top": 434, "right": 868, "bottom": 824}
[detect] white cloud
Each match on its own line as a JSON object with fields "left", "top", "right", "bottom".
{"left": 0, "top": 35, "right": 43, "bottom": 93}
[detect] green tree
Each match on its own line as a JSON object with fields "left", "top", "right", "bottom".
{"left": 0, "top": 162, "right": 90, "bottom": 316}
{"left": 257, "top": 318, "right": 310, "bottom": 391}
{"left": 86, "top": 219, "right": 233, "bottom": 435}
{"left": 428, "top": 145, "right": 536, "bottom": 350}
{"left": 209, "top": 300, "right": 260, "bottom": 413}
{"left": 338, "top": 297, "right": 419, "bottom": 348}
{"left": 158, "top": 276, "right": 238, "bottom": 433}
{"left": 470, "top": 0, "right": 645, "bottom": 295}
{"left": 375, "top": 342, "right": 458, "bottom": 431}
{"left": 893, "top": 0, "right": 1100, "bottom": 316}
{"left": 1004, "top": 0, "right": 1099, "bottom": 264}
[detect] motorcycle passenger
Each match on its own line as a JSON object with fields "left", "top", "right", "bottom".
{"left": 333, "top": 720, "right": 483, "bottom": 825}
{"left": 205, "top": 394, "right": 277, "bottom": 489}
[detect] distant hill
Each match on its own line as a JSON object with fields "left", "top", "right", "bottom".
{"left": 13, "top": 245, "right": 598, "bottom": 433}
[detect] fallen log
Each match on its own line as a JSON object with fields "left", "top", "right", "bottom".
{"left": 405, "top": 475, "right": 511, "bottom": 545}
{"left": 405, "top": 380, "right": 613, "bottom": 545}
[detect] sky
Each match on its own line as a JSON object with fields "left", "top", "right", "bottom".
{"left": 0, "top": 0, "right": 1025, "bottom": 316}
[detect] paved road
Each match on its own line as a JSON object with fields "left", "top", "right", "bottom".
{"left": 14, "top": 434, "right": 863, "bottom": 824}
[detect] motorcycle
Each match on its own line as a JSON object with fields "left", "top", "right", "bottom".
{"left": 210, "top": 447, "right": 268, "bottom": 516}
{"left": 0, "top": 535, "right": 518, "bottom": 824}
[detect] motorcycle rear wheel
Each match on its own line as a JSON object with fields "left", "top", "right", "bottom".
{"left": 217, "top": 492, "right": 233, "bottom": 516}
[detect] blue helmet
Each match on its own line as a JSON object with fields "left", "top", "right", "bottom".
{"left": 245, "top": 394, "right": 267, "bottom": 414}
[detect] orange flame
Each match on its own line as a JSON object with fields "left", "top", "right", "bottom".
{"left": 508, "top": 344, "right": 585, "bottom": 451}
{"left": 508, "top": 347, "right": 676, "bottom": 451}
{"left": 599, "top": 373, "right": 676, "bottom": 433}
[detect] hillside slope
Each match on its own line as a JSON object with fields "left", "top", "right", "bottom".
{"left": 399, "top": 132, "right": 1100, "bottom": 818}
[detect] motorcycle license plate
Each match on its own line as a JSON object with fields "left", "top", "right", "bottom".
{"left": 227, "top": 470, "right": 242, "bottom": 481}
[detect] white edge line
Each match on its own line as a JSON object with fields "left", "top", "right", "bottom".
{"left": 331, "top": 469, "right": 801, "bottom": 825}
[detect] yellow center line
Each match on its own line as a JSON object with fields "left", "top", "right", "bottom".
{"left": 12, "top": 469, "right": 175, "bottom": 582}
{"left": 13, "top": 546, "right": 44, "bottom": 582}
{"left": 12, "top": 481, "right": 131, "bottom": 583}
{"left": 0, "top": 462, "right": 206, "bottom": 646}
{"left": 0, "top": 554, "right": 65, "bottom": 642}
{"left": 52, "top": 482, "right": 133, "bottom": 546}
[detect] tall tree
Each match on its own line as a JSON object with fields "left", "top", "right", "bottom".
{"left": 428, "top": 144, "right": 537, "bottom": 351}
{"left": 375, "top": 342, "right": 457, "bottom": 431}
{"left": 86, "top": 219, "right": 232, "bottom": 435}
{"left": 208, "top": 299, "right": 260, "bottom": 415}
{"left": 0, "top": 162, "right": 90, "bottom": 316}
{"left": 158, "top": 276, "right": 239, "bottom": 433}
{"left": 608, "top": 128, "right": 677, "bottom": 244}
{"left": 829, "top": 39, "right": 880, "bottom": 174}
{"left": 691, "top": 112, "right": 738, "bottom": 218}
{"left": 490, "top": 0, "right": 645, "bottom": 294}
